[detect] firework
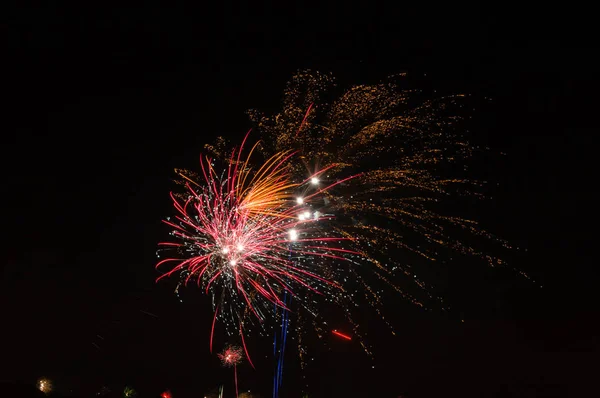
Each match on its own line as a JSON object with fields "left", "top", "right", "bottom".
{"left": 245, "top": 71, "right": 521, "bottom": 357}
{"left": 157, "top": 71, "right": 522, "bottom": 394}
{"left": 332, "top": 330, "right": 352, "bottom": 340}
{"left": 219, "top": 345, "right": 244, "bottom": 397}
{"left": 218, "top": 345, "right": 243, "bottom": 367}
{"left": 204, "top": 385, "right": 225, "bottom": 398}
{"left": 156, "top": 134, "right": 362, "bottom": 359}
{"left": 273, "top": 291, "right": 290, "bottom": 398}
{"left": 123, "top": 386, "right": 137, "bottom": 398}
{"left": 37, "top": 378, "right": 52, "bottom": 394}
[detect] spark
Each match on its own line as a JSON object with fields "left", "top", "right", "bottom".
{"left": 140, "top": 309, "right": 159, "bottom": 318}
{"left": 123, "top": 386, "right": 137, "bottom": 398}
{"left": 332, "top": 330, "right": 352, "bottom": 340}
{"left": 288, "top": 229, "right": 298, "bottom": 241}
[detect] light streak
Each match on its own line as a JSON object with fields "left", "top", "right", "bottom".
{"left": 332, "top": 330, "right": 352, "bottom": 340}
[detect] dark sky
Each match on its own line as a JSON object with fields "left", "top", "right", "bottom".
{"left": 2, "top": 3, "right": 598, "bottom": 398}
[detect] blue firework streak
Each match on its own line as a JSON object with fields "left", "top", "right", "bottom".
{"left": 273, "top": 243, "right": 294, "bottom": 397}
{"left": 273, "top": 290, "right": 290, "bottom": 398}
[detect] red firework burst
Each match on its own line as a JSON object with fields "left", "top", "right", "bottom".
{"left": 218, "top": 345, "right": 243, "bottom": 367}
{"left": 156, "top": 132, "right": 362, "bottom": 361}
{"left": 219, "top": 345, "right": 244, "bottom": 398}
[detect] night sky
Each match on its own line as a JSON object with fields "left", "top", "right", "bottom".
{"left": 3, "top": 3, "right": 598, "bottom": 398}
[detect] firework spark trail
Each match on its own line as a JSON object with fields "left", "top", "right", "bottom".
{"left": 332, "top": 330, "right": 352, "bottom": 340}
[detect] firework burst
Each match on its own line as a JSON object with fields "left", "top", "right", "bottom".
{"left": 219, "top": 345, "right": 244, "bottom": 397}
{"left": 157, "top": 71, "right": 523, "bottom": 386}
{"left": 218, "top": 344, "right": 244, "bottom": 367}
{"left": 37, "top": 378, "right": 52, "bottom": 394}
{"left": 156, "top": 133, "right": 363, "bottom": 359}
{"left": 123, "top": 386, "right": 137, "bottom": 398}
{"left": 244, "top": 71, "right": 523, "bottom": 357}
